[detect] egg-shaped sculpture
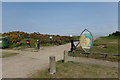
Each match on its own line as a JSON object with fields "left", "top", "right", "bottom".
{"left": 80, "top": 29, "right": 93, "bottom": 52}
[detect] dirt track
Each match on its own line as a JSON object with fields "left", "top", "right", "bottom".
{"left": 1, "top": 42, "right": 119, "bottom": 78}
{"left": 2, "top": 43, "right": 71, "bottom": 78}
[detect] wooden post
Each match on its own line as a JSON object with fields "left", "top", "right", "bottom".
{"left": 49, "top": 56, "right": 56, "bottom": 74}
{"left": 70, "top": 40, "right": 74, "bottom": 52}
{"left": 105, "top": 54, "right": 108, "bottom": 58}
{"left": 64, "top": 51, "right": 68, "bottom": 62}
{"left": 37, "top": 40, "right": 40, "bottom": 50}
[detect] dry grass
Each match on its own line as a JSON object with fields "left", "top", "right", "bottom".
{"left": 69, "top": 37, "right": 119, "bottom": 62}
{"left": 31, "top": 61, "right": 118, "bottom": 78}
{"left": 0, "top": 52, "right": 19, "bottom": 58}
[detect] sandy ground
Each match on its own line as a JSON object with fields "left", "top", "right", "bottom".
{"left": 2, "top": 43, "right": 71, "bottom": 78}
{"left": 1, "top": 42, "right": 119, "bottom": 78}
{"left": 68, "top": 57, "right": 119, "bottom": 68}
{"left": 0, "top": 49, "right": 2, "bottom": 80}
{"left": 0, "top": 58, "right": 2, "bottom": 80}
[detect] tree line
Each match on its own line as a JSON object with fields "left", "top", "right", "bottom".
{"left": 109, "top": 31, "right": 120, "bottom": 37}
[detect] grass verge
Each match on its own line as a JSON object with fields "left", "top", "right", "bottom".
{"left": 0, "top": 52, "right": 19, "bottom": 58}
{"left": 90, "top": 36, "right": 118, "bottom": 54}
{"left": 70, "top": 36, "right": 119, "bottom": 62}
{"left": 31, "top": 61, "right": 118, "bottom": 78}
{"left": 69, "top": 52, "right": 120, "bottom": 62}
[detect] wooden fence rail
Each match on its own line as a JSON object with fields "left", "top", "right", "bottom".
{"left": 64, "top": 51, "right": 119, "bottom": 68}
{"left": 72, "top": 50, "right": 120, "bottom": 56}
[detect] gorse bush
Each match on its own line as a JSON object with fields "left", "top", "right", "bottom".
{"left": 1, "top": 31, "right": 78, "bottom": 48}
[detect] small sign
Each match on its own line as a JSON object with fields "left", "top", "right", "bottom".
{"left": 70, "top": 35, "right": 73, "bottom": 37}
{"left": 18, "top": 34, "right": 21, "bottom": 38}
{"left": 26, "top": 40, "right": 31, "bottom": 44}
{"left": 17, "top": 41, "right": 21, "bottom": 45}
{"left": 0, "top": 41, "right": 2, "bottom": 43}
{"left": 49, "top": 36, "right": 52, "bottom": 39}
{"left": 80, "top": 29, "right": 93, "bottom": 52}
{"left": 16, "top": 40, "right": 21, "bottom": 45}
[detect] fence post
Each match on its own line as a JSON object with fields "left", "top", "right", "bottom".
{"left": 105, "top": 54, "right": 108, "bottom": 58}
{"left": 37, "top": 40, "right": 40, "bottom": 50}
{"left": 70, "top": 40, "right": 74, "bottom": 52}
{"left": 64, "top": 51, "right": 68, "bottom": 62}
{"left": 49, "top": 56, "right": 56, "bottom": 74}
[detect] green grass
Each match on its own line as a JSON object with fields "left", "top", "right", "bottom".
{"left": 8, "top": 38, "right": 71, "bottom": 50}
{"left": 69, "top": 36, "right": 119, "bottom": 62}
{"left": 8, "top": 38, "right": 54, "bottom": 50}
{"left": 9, "top": 38, "right": 37, "bottom": 48}
{"left": 90, "top": 36, "right": 118, "bottom": 54}
{"left": 31, "top": 61, "right": 118, "bottom": 78}
{"left": 69, "top": 52, "right": 120, "bottom": 62}
{"left": 0, "top": 52, "right": 19, "bottom": 58}
{"left": 40, "top": 43, "right": 55, "bottom": 46}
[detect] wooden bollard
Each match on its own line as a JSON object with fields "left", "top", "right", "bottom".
{"left": 105, "top": 54, "right": 108, "bottom": 58}
{"left": 70, "top": 40, "right": 74, "bottom": 52}
{"left": 49, "top": 56, "right": 56, "bottom": 74}
{"left": 64, "top": 51, "right": 68, "bottom": 62}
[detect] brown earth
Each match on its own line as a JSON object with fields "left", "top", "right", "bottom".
{"left": 1, "top": 42, "right": 119, "bottom": 78}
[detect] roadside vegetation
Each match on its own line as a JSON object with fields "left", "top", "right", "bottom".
{"left": 69, "top": 31, "right": 119, "bottom": 62}
{"left": 30, "top": 32, "right": 119, "bottom": 78}
{"left": 31, "top": 61, "right": 118, "bottom": 78}
{"left": 0, "top": 31, "right": 79, "bottom": 49}
{"left": 90, "top": 36, "right": 118, "bottom": 54}
{"left": 69, "top": 52, "right": 119, "bottom": 62}
{"left": 0, "top": 52, "right": 19, "bottom": 58}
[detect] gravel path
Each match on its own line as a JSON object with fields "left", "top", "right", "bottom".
{"left": 2, "top": 43, "right": 71, "bottom": 78}
{"left": 1, "top": 42, "right": 119, "bottom": 78}
{"left": 0, "top": 58, "right": 2, "bottom": 80}
{"left": 68, "top": 57, "right": 119, "bottom": 68}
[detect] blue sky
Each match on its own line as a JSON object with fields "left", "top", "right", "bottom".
{"left": 2, "top": 2, "right": 118, "bottom": 37}
{"left": 0, "top": 1, "right": 2, "bottom": 33}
